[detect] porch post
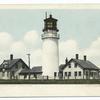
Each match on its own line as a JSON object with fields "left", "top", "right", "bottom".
{"left": 89, "top": 70, "right": 90, "bottom": 79}
{"left": 98, "top": 70, "right": 99, "bottom": 79}
{"left": 83, "top": 69, "right": 84, "bottom": 79}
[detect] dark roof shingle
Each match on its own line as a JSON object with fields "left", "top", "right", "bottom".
{"left": 19, "top": 66, "right": 42, "bottom": 74}
{"left": 0, "top": 59, "right": 20, "bottom": 69}
{"left": 31, "top": 66, "right": 42, "bottom": 73}
{"left": 0, "top": 59, "right": 29, "bottom": 70}
{"left": 71, "top": 58, "right": 100, "bottom": 70}
{"left": 59, "top": 58, "right": 100, "bottom": 71}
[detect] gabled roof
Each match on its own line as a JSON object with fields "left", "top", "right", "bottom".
{"left": 19, "top": 66, "right": 42, "bottom": 75}
{"left": 0, "top": 59, "right": 29, "bottom": 69}
{"left": 0, "top": 59, "right": 19, "bottom": 69}
{"left": 70, "top": 58, "right": 100, "bottom": 70}
{"left": 59, "top": 58, "right": 100, "bottom": 71}
{"left": 31, "top": 66, "right": 42, "bottom": 73}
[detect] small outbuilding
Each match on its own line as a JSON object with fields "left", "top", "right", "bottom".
{"left": 19, "top": 66, "right": 42, "bottom": 79}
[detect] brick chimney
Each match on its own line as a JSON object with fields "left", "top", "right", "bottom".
{"left": 10, "top": 54, "right": 13, "bottom": 60}
{"left": 84, "top": 55, "right": 87, "bottom": 61}
{"left": 76, "top": 54, "right": 79, "bottom": 59}
{"left": 65, "top": 57, "right": 68, "bottom": 64}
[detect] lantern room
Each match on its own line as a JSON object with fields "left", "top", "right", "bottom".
{"left": 43, "top": 14, "right": 59, "bottom": 32}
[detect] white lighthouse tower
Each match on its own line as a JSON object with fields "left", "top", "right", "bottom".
{"left": 41, "top": 14, "right": 60, "bottom": 79}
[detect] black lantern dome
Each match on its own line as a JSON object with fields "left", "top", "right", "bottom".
{"left": 43, "top": 14, "right": 59, "bottom": 32}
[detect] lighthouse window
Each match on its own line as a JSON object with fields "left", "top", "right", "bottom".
{"left": 47, "top": 22, "right": 53, "bottom": 28}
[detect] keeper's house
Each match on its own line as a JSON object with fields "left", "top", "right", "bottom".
{"left": 59, "top": 54, "right": 100, "bottom": 79}
{"left": 0, "top": 54, "right": 42, "bottom": 79}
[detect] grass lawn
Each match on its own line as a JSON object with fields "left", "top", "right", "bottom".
{"left": 0, "top": 79, "right": 100, "bottom": 84}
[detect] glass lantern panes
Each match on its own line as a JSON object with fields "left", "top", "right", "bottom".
{"left": 47, "top": 22, "right": 53, "bottom": 28}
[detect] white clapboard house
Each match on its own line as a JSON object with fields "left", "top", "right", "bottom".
{"left": 0, "top": 54, "right": 42, "bottom": 79}
{"left": 59, "top": 54, "right": 100, "bottom": 79}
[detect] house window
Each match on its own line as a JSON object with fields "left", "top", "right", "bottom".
{"left": 75, "top": 63, "right": 77, "bottom": 68}
{"left": 68, "top": 72, "right": 71, "bottom": 76}
{"left": 79, "top": 71, "right": 81, "bottom": 76}
{"left": 22, "top": 65, "right": 25, "bottom": 69}
{"left": 74, "top": 71, "right": 77, "bottom": 76}
{"left": 69, "top": 63, "right": 71, "bottom": 68}
{"left": 54, "top": 72, "right": 57, "bottom": 77}
{"left": 65, "top": 72, "right": 67, "bottom": 76}
{"left": 90, "top": 72, "right": 93, "bottom": 77}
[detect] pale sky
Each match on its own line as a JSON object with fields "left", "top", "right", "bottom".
{"left": 0, "top": 9, "right": 100, "bottom": 67}
{"left": 0, "top": 9, "right": 100, "bottom": 47}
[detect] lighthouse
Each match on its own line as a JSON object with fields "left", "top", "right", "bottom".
{"left": 41, "top": 14, "right": 60, "bottom": 79}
